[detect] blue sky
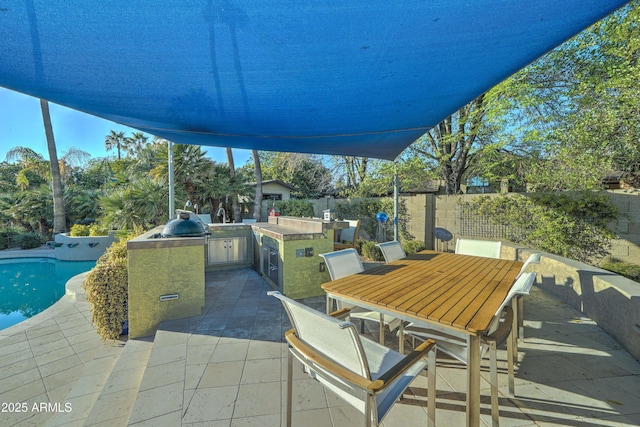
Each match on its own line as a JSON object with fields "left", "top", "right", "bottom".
{"left": 0, "top": 87, "right": 252, "bottom": 166}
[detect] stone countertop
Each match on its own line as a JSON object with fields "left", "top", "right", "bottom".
{"left": 206, "top": 223, "right": 252, "bottom": 232}
{"left": 251, "top": 216, "right": 348, "bottom": 241}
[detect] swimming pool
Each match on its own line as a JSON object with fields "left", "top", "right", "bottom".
{"left": 0, "top": 258, "right": 95, "bottom": 330}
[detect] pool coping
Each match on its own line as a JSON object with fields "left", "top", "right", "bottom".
{"left": 0, "top": 251, "right": 93, "bottom": 338}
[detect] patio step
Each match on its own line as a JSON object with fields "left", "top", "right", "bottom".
{"left": 126, "top": 328, "right": 191, "bottom": 426}
{"left": 44, "top": 341, "right": 124, "bottom": 427}
{"left": 84, "top": 337, "right": 154, "bottom": 426}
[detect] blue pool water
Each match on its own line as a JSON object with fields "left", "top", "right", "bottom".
{"left": 0, "top": 258, "right": 95, "bottom": 330}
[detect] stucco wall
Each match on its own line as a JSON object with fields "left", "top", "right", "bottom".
{"left": 502, "top": 244, "right": 640, "bottom": 362}
{"left": 54, "top": 231, "right": 117, "bottom": 261}
{"left": 127, "top": 230, "right": 205, "bottom": 338}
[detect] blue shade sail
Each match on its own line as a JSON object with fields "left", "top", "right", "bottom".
{"left": 0, "top": 1, "right": 629, "bottom": 160}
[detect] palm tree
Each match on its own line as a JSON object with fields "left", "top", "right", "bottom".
{"left": 59, "top": 147, "right": 90, "bottom": 184}
{"left": 5, "top": 147, "right": 48, "bottom": 190}
{"left": 104, "top": 130, "right": 127, "bottom": 160}
{"left": 226, "top": 148, "right": 241, "bottom": 222}
{"left": 252, "top": 150, "right": 262, "bottom": 221}
{"left": 40, "top": 99, "right": 67, "bottom": 234}
{"left": 126, "top": 132, "right": 149, "bottom": 158}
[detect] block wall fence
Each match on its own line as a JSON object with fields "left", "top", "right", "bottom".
{"left": 270, "top": 190, "right": 639, "bottom": 265}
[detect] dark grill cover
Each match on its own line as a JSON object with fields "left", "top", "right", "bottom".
{"left": 161, "top": 212, "right": 205, "bottom": 237}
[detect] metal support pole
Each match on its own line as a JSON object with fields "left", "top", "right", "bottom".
{"left": 168, "top": 140, "right": 175, "bottom": 221}
{"left": 393, "top": 161, "right": 399, "bottom": 241}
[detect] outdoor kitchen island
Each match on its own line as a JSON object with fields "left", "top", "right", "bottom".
{"left": 125, "top": 216, "right": 347, "bottom": 338}
{"left": 251, "top": 216, "right": 348, "bottom": 299}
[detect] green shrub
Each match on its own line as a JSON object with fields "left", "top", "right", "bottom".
{"left": 89, "top": 224, "right": 110, "bottom": 236}
{"left": 402, "top": 240, "right": 426, "bottom": 255}
{"left": 460, "top": 192, "right": 617, "bottom": 263}
{"left": 0, "top": 226, "right": 25, "bottom": 250}
{"left": 70, "top": 224, "right": 91, "bottom": 236}
{"left": 18, "top": 232, "right": 46, "bottom": 249}
{"left": 600, "top": 261, "right": 640, "bottom": 282}
{"left": 334, "top": 198, "right": 413, "bottom": 241}
{"left": 83, "top": 239, "right": 128, "bottom": 341}
{"left": 274, "top": 199, "right": 315, "bottom": 217}
{"left": 361, "top": 241, "right": 384, "bottom": 262}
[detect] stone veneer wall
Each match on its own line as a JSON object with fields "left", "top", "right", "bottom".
{"left": 127, "top": 228, "right": 205, "bottom": 338}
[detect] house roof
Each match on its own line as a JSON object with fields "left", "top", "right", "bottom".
{"left": 250, "top": 180, "right": 299, "bottom": 192}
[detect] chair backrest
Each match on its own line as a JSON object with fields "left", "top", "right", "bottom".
{"left": 319, "top": 248, "right": 364, "bottom": 281}
{"left": 509, "top": 271, "right": 536, "bottom": 298}
{"left": 517, "top": 252, "right": 541, "bottom": 278}
{"left": 494, "top": 272, "right": 536, "bottom": 318}
{"left": 376, "top": 241, "right": 406, "bottom": 263}
{"left": 268, "top": 291, "right": 370, "bottom": 378}
{"left": 455, "top": 238, "right": 502, "bottom": 259}
{"left": 337, "top": 219, "right": 361, "bottom": 244}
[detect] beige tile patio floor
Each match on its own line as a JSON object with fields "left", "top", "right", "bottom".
{"left": 1, "top": 267, "right": 639, "bottom": 426}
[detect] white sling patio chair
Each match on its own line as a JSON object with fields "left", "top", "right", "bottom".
{"left": 514, "top": 253, "right": 541, "bottom": 342}
{"left": 319, "top": 249, "right": 402, "bottom": 345}
{"left": 455, "top": 238, "right": 502, "bottom": 259}
{"left": 375, "top": 241, "right": 407, "bottom": 263}
{"left": 268, "top": 291, "right": 437, "bottom": 427}
{"left": 401, "top": 272, "right": 536, "bottom": 427}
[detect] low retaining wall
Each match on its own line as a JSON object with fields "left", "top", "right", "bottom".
{"left": 54, "top": 232, "right": 116, "bottom": 261}
{"left": 502, "top": 244, "right": 640, "bottom": 362}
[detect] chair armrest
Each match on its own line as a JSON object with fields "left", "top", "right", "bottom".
{"left": 483, "top": 306, "right": 514, "bottom": 343}
{"left": 285, "top": 329, "right": 374, "bottom": 390}
{"left": 329, "top": 308, "right": 351, "bottom": 320}
{"left": 368, "top": 339, "right": 436, "bottom": 392}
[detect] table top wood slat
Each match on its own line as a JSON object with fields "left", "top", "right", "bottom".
{"left": 321, "top": 250, "right": 523, "bottom": 335}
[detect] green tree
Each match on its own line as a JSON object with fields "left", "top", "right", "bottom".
{"left": 5, "top": 147, "right": 49, "bottom": 190}
{"left": 257, "top": 152, "right": 333, "bottom": 198}
{"left": 410, "top": 95, "right": 492, "bottom": 195}
{"left": 488, "top": 3, "right": 640, "bottom": 190}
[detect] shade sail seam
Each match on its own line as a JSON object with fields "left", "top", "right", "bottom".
{"left": 136, "top": 125, "right": 434, "bottom": 139}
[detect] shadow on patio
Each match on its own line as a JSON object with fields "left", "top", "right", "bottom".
{"left": 125, "top": 267, "right": 640, "bottom": 426}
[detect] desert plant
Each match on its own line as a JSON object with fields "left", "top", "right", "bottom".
{"left": 70, "top": 224, "right": 90, "bottom": 236}
{"left": 83, "top": 239, "right": 128, "bottom": 340}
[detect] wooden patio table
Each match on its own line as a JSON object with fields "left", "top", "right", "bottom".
{"left": 321, "top": 250, "right": 523, "bottom": 427}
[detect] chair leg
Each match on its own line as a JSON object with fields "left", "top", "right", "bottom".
{"left": 489, "top": 341, "right": 500, "bottom": 427}
{"left": 365, "top": 394, "right": 373, "bottom": 427}
{"left": 379, "top": 313, "right": 385, "bottom": 345}
{"left": 512, "top": 300, "right": 519, "bottom": 366}
{"left": 287, "top": 350, "right": 293, "bottom": 427}
{"left": 399, "top": 322, "right": 405, "bottom": 354}
{"left": 427, "top": 347, "right": 437, "bottom": 427}
{"left": 517, "top": 296, "right": 525, "bottom": 341}
{"left": 507, "top": 330, "right": 515, "bottom": 397}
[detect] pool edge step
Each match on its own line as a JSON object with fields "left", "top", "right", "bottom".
{"left": 84, "top": 337, "right": 154, "bottom": 426}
